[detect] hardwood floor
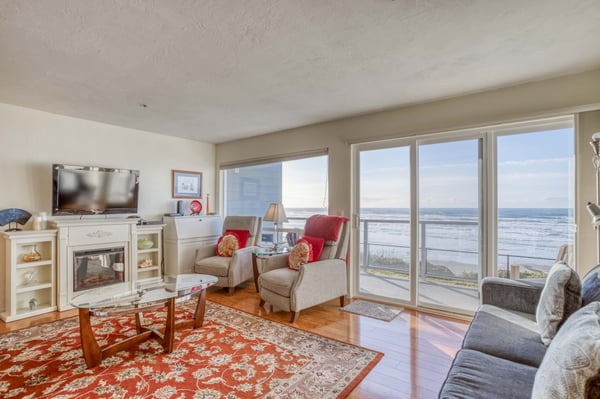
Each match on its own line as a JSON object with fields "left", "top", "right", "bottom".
{"left": 0, "top": 281, "right": 470, "bottom": 398}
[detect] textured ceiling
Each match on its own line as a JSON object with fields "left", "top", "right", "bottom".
{"left": 1, "top": 1, "right": 600, "bottom": 143}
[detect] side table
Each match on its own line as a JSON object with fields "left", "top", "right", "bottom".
{"left": 252, "top": 247, "right": 290, "bottom": 292}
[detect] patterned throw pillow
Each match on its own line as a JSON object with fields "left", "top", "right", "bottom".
{"left": 288, "top": 240, "right": 313, "bottom": 271}
{"left": 531, "top": 302, "right": 600, "bottom": 399}
{"left": 536, "top": 262, "right": 582, "bottom": 345}
{"left": 216, "top": 232, "right": 240, "bottom": 257}
{"left": 225, "top": 229, "right": 250, "bottom": 248}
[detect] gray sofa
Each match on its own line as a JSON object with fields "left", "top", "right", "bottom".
{"left": 439, "top": 267, "right": 600, "bottom": 399}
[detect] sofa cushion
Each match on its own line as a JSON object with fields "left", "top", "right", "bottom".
{"left": 536, "top": 262, "right": 582, "bottom": 345}
{"left": 582, "top": 264, "right": 600, "bottom": 306}
{"left": 258, "top": 268, "right": 298, "bottom": 297}
{"left": 194, "top": 255, "right": 231, "bottom": 277}
{"left": 531, "top": 302, "right": 600, "bottom": 399}
{"left": 463, "top": 304, "right": 547, "bottom": 367}
{"left": 299, "top": 235, "right": 325, "bottom": 261}
{"left": 439, "top": 349, "right": 537, "bottom": 399}
{"left": 225, "top": 229, "right": 250, "bottom": 248}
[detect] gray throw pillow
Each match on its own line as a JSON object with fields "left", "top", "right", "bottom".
{"left": 531, "top": 302, "right": 600, "bottom": 399}
{"left": 582, "top": 264, "right": 600, "bottom": 306}
{"left": 536, "top": 262, "right": 581, "bottom": 345}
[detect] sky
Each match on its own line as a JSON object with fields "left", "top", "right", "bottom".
{"left": 282, "top": 128, "right": 574, "bottom": 209}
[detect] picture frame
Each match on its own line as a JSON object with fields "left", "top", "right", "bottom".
{"left": 172, "top": 170, "right": 202, "bottom": 198}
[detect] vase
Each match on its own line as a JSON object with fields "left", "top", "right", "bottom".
{"left": 137, "top": 237, "right": 154, "bottom": 249}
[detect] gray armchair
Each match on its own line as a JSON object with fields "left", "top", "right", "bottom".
{"left": 194, "top": 216, "right": 262, "bottom": 294}
{"left": 257, "top": 216, "right": 349, "bottom": 322}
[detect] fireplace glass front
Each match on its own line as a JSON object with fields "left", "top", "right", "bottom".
{"left": 73, "top": 247, "right": 125, "bottom": 292}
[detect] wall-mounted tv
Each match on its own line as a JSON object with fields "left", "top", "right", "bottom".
{"left": 52, "top": 164, "right": 139, "bottom": 215}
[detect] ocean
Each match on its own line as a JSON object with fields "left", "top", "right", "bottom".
{"left": 285, "top": 207, "right": 574, "bottom": 276}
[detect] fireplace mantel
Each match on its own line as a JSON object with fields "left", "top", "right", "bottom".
{"left": 50, "top": 218, "right": 139, "bottom": 311}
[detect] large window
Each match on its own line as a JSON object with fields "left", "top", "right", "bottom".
{"left": 354, "top": 117, "right": 574, "bottom": 314}
{"left": 223, "top": 155, "right": 328, "bottom": 241}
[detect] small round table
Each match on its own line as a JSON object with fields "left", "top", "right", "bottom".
{"left": 252, "top": 247, "right": 290, "bottom": 292}
{"left": 71, "top": 274, "right": 217, "bottom": 368}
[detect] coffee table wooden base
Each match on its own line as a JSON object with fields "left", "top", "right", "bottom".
{"left": 78, "top": 290, "right": 207, "bottom": 368}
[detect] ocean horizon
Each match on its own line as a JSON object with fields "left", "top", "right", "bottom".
{"left": 284, "top": 207, "right": 574, "bottom": 274}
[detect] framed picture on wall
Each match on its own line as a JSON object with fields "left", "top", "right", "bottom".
{"left": 172, "top": 170, "right": 202, "bottom": 198}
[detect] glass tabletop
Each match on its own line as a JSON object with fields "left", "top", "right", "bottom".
{"left": 70, "top": 274, "right": 218, "bottom": 310}
{"left": 253, "top": 247, "right": 290, "bottom": 256}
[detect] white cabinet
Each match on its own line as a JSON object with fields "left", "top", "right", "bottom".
{"left": 134, "top": 224, "right": 164, "bottom": 283}
{"left": 163, "top": 216, "right": 222, "bottom": 275}
{"left": 1, "top": 230, "right": 57, "bottom": 321}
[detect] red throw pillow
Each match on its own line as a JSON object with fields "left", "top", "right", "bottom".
{"left": 299, "top": 235, "right": 325, "bottom": 261}
{"left": 216, "top": 232, "right": 240, "bottom": 257}
{"left": 288, "top": 240, "right": 313, "bottom": 271}
{"left": 304, "top": 215, "right": 349, "bottom": 242}
{"left": 225, "top": 229, "right": 250, "bottom": 248}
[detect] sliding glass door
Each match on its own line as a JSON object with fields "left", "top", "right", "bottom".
{"left": 354, "top": 116, "right": 574, "bottom": 315}
{"left": 358, "top": 146, "right": 411, "bottom": 302}
{"left": 417, "top": 139, "right": 482, "bottom": 313}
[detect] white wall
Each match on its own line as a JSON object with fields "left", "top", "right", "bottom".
{"left": 217, "top": 68, "right": 600, "bottom": 276}
{"left": 0, "top": 103, "right": 215, "bottom": 221}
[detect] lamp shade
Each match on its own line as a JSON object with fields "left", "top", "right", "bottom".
{"left": 264, "top": 203, "right": 288, "bottom": 224}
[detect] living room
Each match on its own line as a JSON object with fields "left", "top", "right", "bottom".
{"left": 2, "top": 1, "right": 600, "bottom": 398}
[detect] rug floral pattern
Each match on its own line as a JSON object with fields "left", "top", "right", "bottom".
{"left": 0, "top": 301, "right": 381, "bottom": 398}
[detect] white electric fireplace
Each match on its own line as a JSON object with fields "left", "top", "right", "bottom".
{"left": 51, "top": 218, "right": 138, "bottom": 310}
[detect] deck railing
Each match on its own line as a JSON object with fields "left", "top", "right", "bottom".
{"left": 285, "top": 216, "right": 556, "bottom": 281}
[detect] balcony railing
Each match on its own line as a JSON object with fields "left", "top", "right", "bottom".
{"left": 284, "top": 216, "right": 556, "bottom": 281}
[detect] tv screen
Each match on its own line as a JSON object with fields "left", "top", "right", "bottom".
{"left": 52, "top": 164, "right": 139, "bottom": 215}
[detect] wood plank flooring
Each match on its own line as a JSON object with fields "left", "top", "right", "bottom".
{"left": 0, "top": 281, "right": 470, "bottom": 398}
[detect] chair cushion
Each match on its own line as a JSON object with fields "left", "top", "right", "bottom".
{"left": 300, "top": 235, "right": 325, "bottom": 261}
{"left": 304, "top": 215, "right": 349, "bottom": 241}
{"left": 439, "top": 349, "right": 537, "bottom": 399}
{"left": 216, "top": 232, "right": 240, "bottom": 257}
{"left": 531, "top": 302, "right": 600, "bottom": 399}
{"left": 259, "top": 268, "right": 298, "bottom": 297}
{"left": 225, "top": 229, "right": 249, "bottom": 248}
{"left": 463, "top": 304, "right": 547, "bottom": 367}
{"left": 536, "top": 262, "right": 582, "bottom": 345}
{"left": 288, "top": 240, "right": 312, "bottom": 271}
{"left": 194, "top": 255, "right": 231, "bottom": 277}
{"left": 582, "top": 264, "right": 600, "bottom": 306}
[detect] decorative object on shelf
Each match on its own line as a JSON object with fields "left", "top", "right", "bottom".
{"left": 172, "top": 170, "right": 202, "bottom": 199}
{"left": 0, "top": 208, "right": 32, "bottom": 231}
{"left": 22, "top": 270, "right": 37, "bottom": 286}
{"left": 29, "top": 297, "right": 38, "bottom": 310}
{"left": 137, "top": 237, "right": 154, "bottom": 249}
{"left": 138, "top": 258, "right": 153, "bottom": 268}
{"left": 190, "top": 200, "right": 202, "bottom": 215}
{"left": 23, "top": 246, "right": 42, "bottom": 262}
{"left": 264, "top": 203, "right": 288, "bottom": 251}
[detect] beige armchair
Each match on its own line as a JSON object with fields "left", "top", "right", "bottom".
{"left": 194, "top": 216, "right": 262, "bottom": 294}
{"left": 257, "top": 215, "right": 349, "bottom": 322}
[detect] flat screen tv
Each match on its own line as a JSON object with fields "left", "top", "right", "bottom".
{"left": 52, "top": 164, "right": 139, "bottom": 215}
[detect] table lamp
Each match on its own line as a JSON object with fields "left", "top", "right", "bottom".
{"left": 264, "top": 203, "right": 288, "bottom": 251}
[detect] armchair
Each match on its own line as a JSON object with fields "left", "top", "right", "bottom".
{"left": 257, "top": 215, "right": 349, "bottom": 322}
{"left": 194, "top": 216, "right": 262, "bottom": 295}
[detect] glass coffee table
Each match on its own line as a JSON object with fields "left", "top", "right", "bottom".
{"left": 71, "top": 274, "right": 217, "bottom": 368}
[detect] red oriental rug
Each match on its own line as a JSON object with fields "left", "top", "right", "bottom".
{"left": 0, "top": 301, "right": 382, "bottom": 398}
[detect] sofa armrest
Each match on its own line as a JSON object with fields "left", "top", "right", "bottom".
{"left": 481, "top": 277, "right": 544, "bottom": 314}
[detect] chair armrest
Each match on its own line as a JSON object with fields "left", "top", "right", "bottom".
{"left": 259, "top": 253, "right": 289, "bottom": 274}
{"left": 195, "top": 244, "right": 217, "bottom": 262}
{"left": 291, "top": 259, "right": 347, "bottom": 311}
{"left": 481, "top": 277, "right": 544, "bottom": 314}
